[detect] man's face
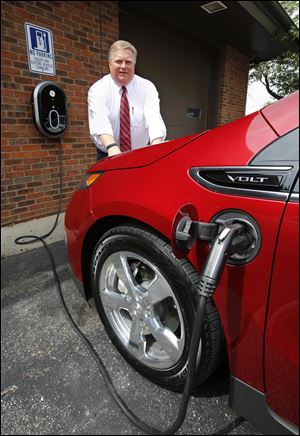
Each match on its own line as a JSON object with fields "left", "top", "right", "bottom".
{"left": 109, "top": 49, "right": 135, "bottom": 87}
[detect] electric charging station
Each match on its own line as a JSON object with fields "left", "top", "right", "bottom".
{"left": 32, "top": 81, "right": 67, "bottom": 138}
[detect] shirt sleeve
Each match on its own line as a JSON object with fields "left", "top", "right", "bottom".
{"left": 143, "top": 82, "right": 167, "bottom": 143}
{"left": 87, "top": 82, "right": 114, "bottom": 148}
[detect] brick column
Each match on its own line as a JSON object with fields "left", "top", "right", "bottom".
{"left": 217, "top": 45, "right": 250, "bottom": 126}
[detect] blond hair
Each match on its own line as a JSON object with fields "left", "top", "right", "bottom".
{"left": 108, "top": 40, "right": 137, "bottom": 64}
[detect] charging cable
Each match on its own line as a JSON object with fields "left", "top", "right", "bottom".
{"left": 15, "top": 137, "right": 63, "bottom": 247}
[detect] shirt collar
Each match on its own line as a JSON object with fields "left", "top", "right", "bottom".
{"left": 110, "top": 74, "right": 135, "bottom": 93}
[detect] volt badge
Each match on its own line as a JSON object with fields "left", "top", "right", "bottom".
{"left": 225, "top": 173, "right": 283, "bottom": 188}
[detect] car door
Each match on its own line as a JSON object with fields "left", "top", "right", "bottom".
{"left": 264, "top": 177, "right": 299, "bottom": 428}
{"left": 250, "top": 127, "right": 299, "bottom": 429}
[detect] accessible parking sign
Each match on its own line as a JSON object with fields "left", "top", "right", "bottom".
{"left": 25, "top": 23, "right": 55, "bottom": 75}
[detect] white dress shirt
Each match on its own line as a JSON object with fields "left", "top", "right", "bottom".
{"left": 88, "top": 74, "right": 167, "bottom": 152}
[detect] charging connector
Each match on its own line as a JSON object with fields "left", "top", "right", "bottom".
{"left": 197, "top": 223, "right": 245, "bottom": 298}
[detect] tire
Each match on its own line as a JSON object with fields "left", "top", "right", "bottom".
{"left": 91, "top": 225, "right": 225, "bottom": 391}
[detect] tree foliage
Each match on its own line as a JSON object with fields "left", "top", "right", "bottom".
{"left": 249, "top": 1, "right": 299, "bottom": 100}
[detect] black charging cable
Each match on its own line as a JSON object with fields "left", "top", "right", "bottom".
{"left": 14, "top": 137, "right": 246, "bottom": 435}
{"left": 14, "top": 137, "right": 63, "bottom": 246}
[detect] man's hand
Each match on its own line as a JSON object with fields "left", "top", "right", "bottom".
{"left": 108, "top": 145, "right": 121, "bottom": 157}
{"left": 150, "top": 137, "right": 164, "bottom": 145}
{"left": 99, "top": 134, "right": 122, "bottom": 157}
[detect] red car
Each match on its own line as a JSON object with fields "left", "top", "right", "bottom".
{"left": 65, "top": 91, "right": 299, "bottom": 435}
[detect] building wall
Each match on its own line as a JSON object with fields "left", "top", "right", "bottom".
{"left": 216, "top": 45, "right": 250, "bottom": 126}
{"left": 1, "top": 1, "right": 118, "bottom": 226}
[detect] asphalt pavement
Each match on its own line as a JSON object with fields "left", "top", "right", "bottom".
{"left": 1, "top": 240, "right": 263, "bottom": 435}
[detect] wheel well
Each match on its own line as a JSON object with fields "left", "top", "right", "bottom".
{"left": 81, "top": 216, "right": 170, "bottom": 300}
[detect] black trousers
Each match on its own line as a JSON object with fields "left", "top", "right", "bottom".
{"left": 96, "top": 148, "right": 108, "bottom": 161}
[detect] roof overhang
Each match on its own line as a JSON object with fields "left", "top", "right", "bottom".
{"left": 120, "top": 1, "right": 298, "bottom": 63}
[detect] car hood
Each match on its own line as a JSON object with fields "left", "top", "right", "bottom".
{"left": 88, "top": 132, "right": 207, "bottom": 171}
{"left": 88, "top": 111, "right": 275, "bottom": 172}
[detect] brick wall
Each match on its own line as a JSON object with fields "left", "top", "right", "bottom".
{"left": 1, "top": 1, "right": 118, "bottom": 226}
{"left": 217, "top": 45, "right": 249, "bottom": 126}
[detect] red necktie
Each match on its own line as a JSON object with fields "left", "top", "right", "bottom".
{"left": 120, "top": 86, "right": 132, "bottom": 152}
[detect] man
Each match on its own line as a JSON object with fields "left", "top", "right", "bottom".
{"left": 88, "top": 40, "right": 167, "bottom": 160}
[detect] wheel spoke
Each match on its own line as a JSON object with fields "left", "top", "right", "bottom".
{"left": 101, "top": 289, "right": 131, "bottom": 312}
{"left": 110, "top": 252, "right": 137, "bottom": 299}
{"left": 145, "top": 275, "right": 173, "bottom": 306}
{"left": 129, "top": 317, "right": 145, "bottom": 350}
{"left": 145, "top": 316, "right": 182, "bottom": 363}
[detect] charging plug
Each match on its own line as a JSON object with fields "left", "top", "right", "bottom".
{"left": 197, "top": 223, "right": 246, "bottom": 298}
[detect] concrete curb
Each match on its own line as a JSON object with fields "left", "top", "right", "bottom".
{"left": 1, "top": 213, "right": 65, "bottom": 258}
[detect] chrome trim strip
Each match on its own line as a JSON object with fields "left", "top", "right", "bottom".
{"left": 290, "top": 193, "right": 299, "bottom": 203}
{"left": 191, "top": 166, "right": 293, "bottom": 171}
